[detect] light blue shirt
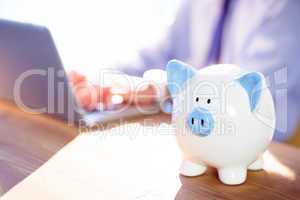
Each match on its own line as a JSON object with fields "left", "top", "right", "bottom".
{"left": 121, "top": 0, "right": 300, "bottom": 141}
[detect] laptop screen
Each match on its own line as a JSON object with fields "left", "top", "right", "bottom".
{"left": 0, "top": 19, "right": 80, "bottom": 124}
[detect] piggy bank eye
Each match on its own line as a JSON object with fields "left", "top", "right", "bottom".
{"left": 207, "top": 99, "right": 211, "bottom": 104}
{"left": 195, "top": 97, "right": 199, "bottom": 102}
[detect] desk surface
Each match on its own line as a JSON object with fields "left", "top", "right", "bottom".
{"left": 0, "top": 101, "right": 300, "bottom": 199}
{"left": 0, "top": 101, "right": 76, "bottom": 194}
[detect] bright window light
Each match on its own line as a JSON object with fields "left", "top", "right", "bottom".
{"left": 0, "top": 0, "right": 180, "bottom": 76}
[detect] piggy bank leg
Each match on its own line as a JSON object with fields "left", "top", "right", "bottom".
{"left": 218, "top": 167, "right": 247, "bottom": 185}
{"left": 248, "top": 156, "right": 263, "bottom": 171}
{"left": 179, "top": 160, "right": 207, "bottom": 177}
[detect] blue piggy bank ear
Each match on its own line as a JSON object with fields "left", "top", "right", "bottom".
{"left": 237, "top": 72, "right": 263, "bottom": 112}
{"left": 166, "top": 60, "right": 196, "bottom": 98}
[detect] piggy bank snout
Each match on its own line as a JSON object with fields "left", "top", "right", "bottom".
{"left": 187, "top": 107, "right": 214, "bottom": 136}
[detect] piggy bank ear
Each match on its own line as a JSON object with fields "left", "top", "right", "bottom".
{"left": 166, "top": 60, "right": 196, "bottom": 98}
{"left": 237, "top": 72, "right": 264, "bottom": 112}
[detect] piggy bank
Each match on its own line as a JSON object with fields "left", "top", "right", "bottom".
{"left": 166, "top": 60, "right": 275, "bottom": 185}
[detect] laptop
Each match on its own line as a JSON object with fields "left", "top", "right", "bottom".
{"left": 0, "top": 19, "right": 162, "bottom": 126}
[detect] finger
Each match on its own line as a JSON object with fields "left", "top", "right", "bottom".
{"left": 109, "top": 86, "right": 130, "bottom": 105}
{"left": 67, "top": 70, "right": 86, "bottom": 86}
{"left": 94, "top": 85, "right": 113, "bottom": 110}
{"left": 132, "top": 84, "right": 157, "bottom": 106}
{"left": 74, "top": 83, "right": 96, "bottom": 110}
{"left": 73, "top": 82, "right": 111, "bottom": 111}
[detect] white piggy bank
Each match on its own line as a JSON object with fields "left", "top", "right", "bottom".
{"left": 166, "top": 60, "right": 275, "bottom": 185}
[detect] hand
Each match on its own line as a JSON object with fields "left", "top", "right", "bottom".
{"left": 67, "top": 70, "right": 158, "bottom": 111}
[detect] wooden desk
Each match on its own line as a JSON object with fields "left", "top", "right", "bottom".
{"left": 0, "top": 101, "right": 77, "bottom": 194}
{"left": 1, "top": 102, "right": 300, "bottom": 199}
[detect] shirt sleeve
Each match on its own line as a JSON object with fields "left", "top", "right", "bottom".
{"left": 120, "top": 0, "right": 192, "bottom": 77}
{"left": 237, "top": 0, "right": 300, "bottom": 140}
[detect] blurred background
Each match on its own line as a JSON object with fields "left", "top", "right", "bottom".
{"left": 0, "top": 0, "right": 180, "bottom": 75}
{"left": 0, "top": 0, "right": 299, "bottom": 146}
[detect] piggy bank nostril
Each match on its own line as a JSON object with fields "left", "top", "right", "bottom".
{"left": 191, "top": 118, "right": 194, "bottom": 125}
{"left": 201, "top": 119, "right": 204, "bottom": 126}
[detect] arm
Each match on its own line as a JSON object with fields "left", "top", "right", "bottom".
{"left": 236, "top": 0, "right": 300, "bottom": 140}
{"left": 120, "top": 0, "right": 192, "bottom": 77}
{"left": 70, "top": 1, "right": 192, "bottom": 110}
